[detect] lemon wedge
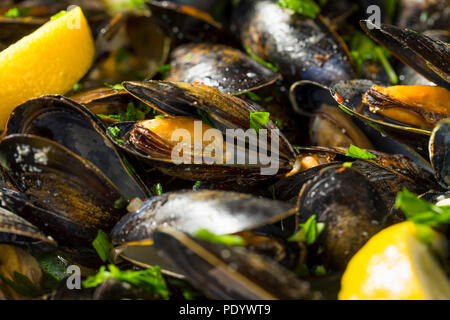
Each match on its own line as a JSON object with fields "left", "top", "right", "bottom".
{"left": 0, "top": 6, "right": 95, "bottom": 130}
{"left": 339, "top": 221, "right": 450, "bottom": 300}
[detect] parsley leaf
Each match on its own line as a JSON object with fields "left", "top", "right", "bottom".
{"left": 83, "top": 265, "right": 169, "bottom": 300}
{"left": 288, "top": 214, "right": 325, "bottom": 245}
{"left": 151, "top": 183, "right": 163, "bottom": 196}
{"left": 104, "top": 83, "right": 124, "bottom": 91}
{"left": 5, "top": 7, "right": 32, "bottom": 18}
{"left": 277, "top": 0, "right": 321, "bottom": 19}
{"left": 249, "top": 112, "right": 270, "bottom": 132}
{"left": 50, "top": 10, "right": 67, "bottom": 21}
{"left": 342, "top": 162, "right": 353, "bottom": 168}
{"left": 345, "top": 144, "right": 376, "bottom": 160}
{"left": 244, "top": 45, "right": 278, "bottom": 72}
{"left": 92, "top": 230, "right": 112, "bottom": 263}
{"left": 195, "top": 229, "right": 246, "bottom": 246}
{"left": 395, "top": 188, "right": 450, "bottom": 244}
{"left": 349, "top": 31, "right": 398, "bottom": 84}
{"left": 156, "top": 64, "right": 171, "bottom": 78}
{"left": 197, "top": 109, "right": 215, "bottom": 128}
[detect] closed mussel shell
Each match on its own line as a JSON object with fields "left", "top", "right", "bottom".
{"left": 165, "top": 43, "right": 281, "bottom": 94}
{"left": 153, "top": 227, "right": 314, "bottom": 299}
{"left": 297, "top": 165, "right": 389, "bottom": 271}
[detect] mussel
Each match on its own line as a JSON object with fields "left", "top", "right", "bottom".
{"left": 153, "top": 227, "right": 315, "bottom": 299}
{"left": 231, "top": 0, "right": 354, "bottom": 85}
{"left": 106, "top": 81, "right": 296, "bottom": 183}
{"left": 165, "top": 43, "right": 281, "bottom": 94}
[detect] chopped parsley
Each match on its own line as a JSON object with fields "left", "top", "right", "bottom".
{"left": 151, "top": 183, "right": 163, "bottom": 196}
{"left": 194, "top": 229, "right": 247, "bottom": 246}
{"left": 395, "top": 188, "right": 450, "bottom": 244}
{"left": 50, "top": 10, "right": 67, "bottom": 21}
{"left": 192, "top": 181, "right": 202, "bottom": 190}
{"left": 244, "top": 45, "right": 278, "bottom": 72}
{"left": 5, "top": 7, "right": 32, "bottom": 18}
{"left": 349, "top": 31, "right": 398, "bottom": 84}
{"left": 249, "top": 112, "right": 270, "bottom": 132}
{"left": 342, "top": 162, "right": 353, "bottom": 168}
{"left": 277, "top": 0, "right": 321, "bottom": 19}
{"left": 83, "top": 265, "right": 170, "bottom": 300}
{"left": 196, "top": 109, "right": 216, "bottom": 128}
{"left": 92, "top": 230, "right": 112, "bottom": 263}
{"left": 288, "top": 214, "right": 325, "bottom": 245}
{"left": 108, "top": 126, "right": 120, "bottom": 138}
{"left": 156, "top": 64, "right": 171, "bottom": 78}
{"left": 104, "top": 82, "right": 124, "bottom": 91}
{"left": 114, "top": 196, "right": 130, "bottom": 209}
{"left": 72, "top": 83, "right": 83, "bottom": 92}
{"left": 345, "top": 144, "right": 376, "bottom": 160}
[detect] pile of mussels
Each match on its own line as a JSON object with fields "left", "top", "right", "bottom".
{"left": 0, "top": 0, "right": 449, "bottom": 300}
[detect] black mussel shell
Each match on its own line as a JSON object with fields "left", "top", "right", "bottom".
{"left": 111, "top": 190, "right": 296, "bottom": 244}
{"left": 165, "top": 43, "right": 281, "bottom": 94}
{"left": 232, "top": 0, "right": 354, "bottom": 85}
{"left": 297, "top": 165, "right": 389, "bottom": 271}
{"left": 153, "top": 227, "right": 314, "bottom": 299}
{"left": 0, "top": 134, "right": 125, "bottom": 247}
{"left": 330, "top": 79, "right": 431, "bottom": 157}
{"left": 360, "top": 20, "right": 450, "bottom": 89}
{"left": 0, "top": 205, "right": 55, "bottom": 246}
{"left": 430, "top": 119, "right": 450, "bottom": 189}
{"left": 146, "top": 0, "right": 231, "bottom": 45}
{"left": 6, "top": 95, "right": 148, "bottom": 199}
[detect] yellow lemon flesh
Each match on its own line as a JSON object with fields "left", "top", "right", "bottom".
{"left": 0, "top": 6, "right": 94, "bottom": 130}
{"left": 339, "top": 221, "right": 450, "bottom": 300}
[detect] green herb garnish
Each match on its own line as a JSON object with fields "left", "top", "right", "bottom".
{"left": 114, "top": 196, "right": 130, "bottom": 209}
{"left": 108, "top": 126, "right": 120, "bottom": 138}
{"left": 38, "top": 253, "right": 67, "bottom": 290}
{"left": 195, "top": 229, "right": 246, "bottom": 246}
{"left": 395, "top": 188, "right": 450, "bottom": 244}
{"left": 342, "top": 162, "right": 353, "bottom": 168}
{"left": 192, "top": 181, "right": 202, "bottom": 190}
{"left": 249, "top": 112, "right": 270, "bottom": 132}
{"left": 277, "top": 0, "right": 321, "bottom": 19}
{"left": 197, "top": 109, "right": 215, "bottom": 128}
{"left": 5, "top": 7, "right": 32, "bottom": 18}
{"left": 72, "top": 83, "right": 83, "bottom": 92}
{"left": 156, "top": 64, "right": 171, "bottom": 78}
{"left": 83, "top": 265, "right": 169, "bottom": 300}
{"left": 104, "top": 83, "right": 124, "bottom": 91}
{"left": 92, "top": 230, "right": 112, "bottom": 263}
{"left": 244, "top": 45, "right": 278, "bottom": 72}
{"left": 349, "top": 31, "right": 398, "bottom": 84}
{"left": 50, "top": 10, "right": 67, "bottom": 21}
{"left": 345, "top": 144, "right": 376, "bottom": 160}
{"left": 151, "top": 183, "right": 163, "bottom": 196}
{"left": 314, "top": 265, "right": 327, "bottom": 276}
{"left": 288, "top": 214, "right": 325, "bottom": 245}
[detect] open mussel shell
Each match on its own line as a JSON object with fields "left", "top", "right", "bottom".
{"left": 297, "top": 165, "right": 388, "bottom": 271}
{"left": 360, "top": 20, "right": 450, "bottom": 89}
{"left": 289, "top": 80, "right": 373, "bottom": 149}
{"left": 110, "top": 190, "right": 296, "bottom": 275}
{"left": 6, "top": 95, "right": 148, "bottom": 198}
{"left": 153, "top": 227, "right": 314, "bottom": 299}
{"left": 106, "top": 81, "right": 295, "bottom": 181}
{"left": 430, "top": 119, "right": 450, "bottom": 189}
{"left": 0, "top": 206, "right": 55, "bottom": 247}
{"left": 292, "top": 80, "right": 434, "bottom": 163}
{"left": 232, "top": 0, "right": 354, "bottom": 85}
{"left": 0, "top": 134, "right": 125, "bottom": 248}
{"left": 111, "top": 190, "right": 296, "bottom": 244}
{"left": 330, "top": 79, "right": 431, "bottom": 157}
{"left": 165, "top": 43, "right": 281, "bottom": 94}
{"left": 146, "top": 0, "right": 230, "bottom": 45}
